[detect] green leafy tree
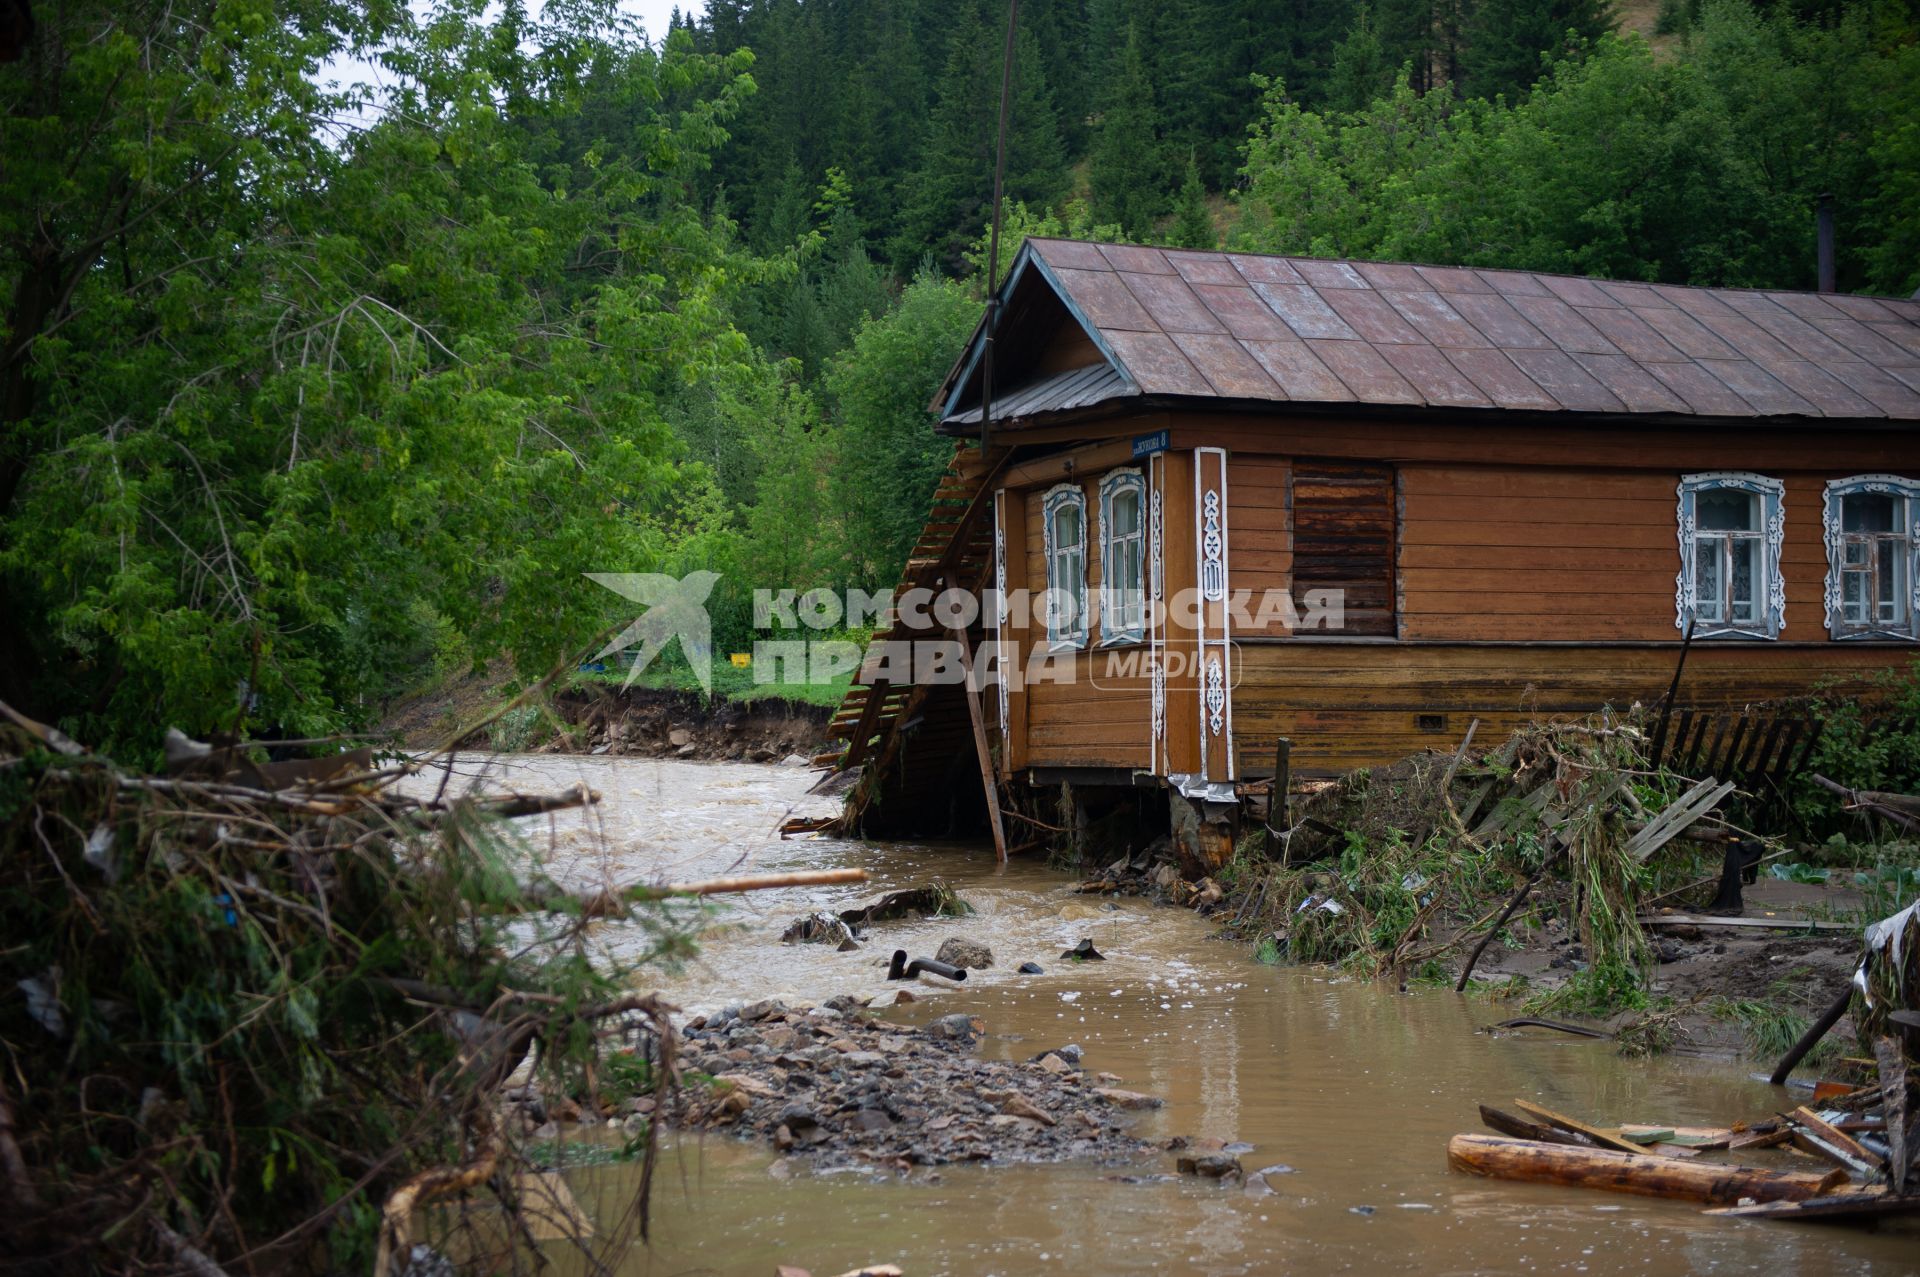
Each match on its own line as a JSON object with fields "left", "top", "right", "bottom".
{"left": 0, "top": 2, "right": 765, "bottom": 749}
{"left": 1459, "top": 0, "right": 1615, "bottom": 101}
{"left": 822, "top": 274, "right": 982, "bottom": 589}
{"left": 1330, "top": 4, "right": 1392, "bottom": 112}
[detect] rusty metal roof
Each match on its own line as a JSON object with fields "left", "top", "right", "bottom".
{"left": 939, "top": 238, "right": 1920, "bottom": 425}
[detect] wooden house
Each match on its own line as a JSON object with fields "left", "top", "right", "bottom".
{"left": 823, "top": 239, "right": 1920, "bottom": 867}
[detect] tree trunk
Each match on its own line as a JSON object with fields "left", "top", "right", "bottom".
{"left": 1446, "top": 1134, "right": 1847, "bottom": 1206}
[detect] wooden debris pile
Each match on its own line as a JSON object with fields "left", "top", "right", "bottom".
{"left": 1231, "top": 715, "right": 1768, "bottom": 998}
{"left": 1453, "top": 1040, "right": 1920, "bottom": 1224}
{"left": 0, "top": 702, "right": 863, "bottom": 1275}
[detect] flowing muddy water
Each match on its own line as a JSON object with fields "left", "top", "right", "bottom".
{"left": 428, "top": 755, "right": 1916, "bottom": 1276}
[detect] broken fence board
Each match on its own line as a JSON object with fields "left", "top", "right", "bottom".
{"left": 1513, "top": 1098, "right": 1647, "bottom": 1156}
{"left": 1638, "top": 914, "right": 1859, "bottom": 933}
{"left": 1627, "top": 779, "right": 1736, "bottom": 863}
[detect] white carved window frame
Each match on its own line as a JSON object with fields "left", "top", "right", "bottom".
{"left": 1675, "top": 472, "right": 1784, "bottom": 640}
{"left": 1041, "top": 482, "right": 1088, "bottom": 651}
{"left": 1823, "top": 474, "right": 1920, "bottom": 641}
{"left": 1097, "top": 468, "right": 1147, "bottom": 646}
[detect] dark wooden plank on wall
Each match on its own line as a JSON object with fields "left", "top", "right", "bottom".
{"left": 1291, "top": 459, "right": 1396, "bottom": 637}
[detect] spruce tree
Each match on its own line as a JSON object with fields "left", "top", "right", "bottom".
{"left": 894, "top": 5, "right": 1067, "bottom": 271}
{"left": 1459, "top": 0, "right": 1614, "bottom": 101}
{"left": 1088, "top": 25, "right": 1165, "bottom": 239}
{"left": 1169, "top": 152, "right": 1217, "bottom": 249}
{"left": 1330, "top": 4, "right": 1390, "bottom": 111}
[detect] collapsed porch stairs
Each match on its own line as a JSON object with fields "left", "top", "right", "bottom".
{"left": 815, "top": 442, "right": 1005, "bottom": 835}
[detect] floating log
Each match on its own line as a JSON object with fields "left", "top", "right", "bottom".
{"left": 1446, "top": 1134, "right": 1849, "bottom": 1206}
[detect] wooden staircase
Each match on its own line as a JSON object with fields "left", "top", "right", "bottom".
{"left": 817, "top": 443, "right": 1004, "bottom": 833}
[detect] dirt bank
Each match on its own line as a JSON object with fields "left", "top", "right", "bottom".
{"left": 381, "top": 675, "right": 834, "bottom": 763}
{"left": 547, "top": 685, "right": 832, "bottom": 763}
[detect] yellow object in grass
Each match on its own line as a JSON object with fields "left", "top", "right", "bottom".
{"left": 729, "top": 652, "right": 751, "bottom": 668}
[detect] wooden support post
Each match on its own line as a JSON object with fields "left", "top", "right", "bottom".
{"left": 1265, "top": 736, "right": 1291, "bottom": 863}
{"left": 951, "top": 626, "right": 1008, "bottom": 865}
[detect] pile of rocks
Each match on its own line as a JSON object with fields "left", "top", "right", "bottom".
{"left": 666, "top": 997, "right": 1162, "bottom": 1170}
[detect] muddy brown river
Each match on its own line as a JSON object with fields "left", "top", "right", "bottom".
{"left": 425, "top": 755, "right": 1917, "bottom": 1276}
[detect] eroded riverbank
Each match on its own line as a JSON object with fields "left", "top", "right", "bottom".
{"left": 420, "top": 754, "right": 1918, "bottom": 1276}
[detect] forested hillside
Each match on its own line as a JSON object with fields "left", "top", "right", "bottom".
{"left": 2, "top": 0, "right": 1917, "bottom": 754}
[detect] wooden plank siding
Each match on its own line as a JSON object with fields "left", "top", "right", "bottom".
{"left": 998, "top": 414, "right": 1917, "bottom": 780}
{"left": 1229, "top": 642, "right": 1908, "bottom": 777}
{"left": 1020, "top": 478, "right": 1153, "bottom": 771}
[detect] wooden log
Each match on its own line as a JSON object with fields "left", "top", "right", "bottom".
{"left": 1512, "top": 1098, "right": 1648, "bottom": 1155}
{"left": 1446, "top": 1134, "right": 1849, "bottom": 1206}
{"left": 1641, "top": 913, "right": 1859, "bottom": 933}
{"left": 1770, "top": 985, "right": 1855, "bottom": 1086}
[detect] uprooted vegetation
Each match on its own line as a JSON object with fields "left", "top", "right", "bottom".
{"left": 0, "top": 715, "right": 694, "bottom": 1274}
{"left": 1220, "top": 695, "right": 1920, "bottom": 1044}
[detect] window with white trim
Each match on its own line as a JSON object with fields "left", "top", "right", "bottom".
{"left": 1098, "top": 469, "right": 1146, "bottom": 644}
{"left": 1824, "top": 475, "right": 1920, "bottom": 640}
{"left": 1042, "top": 483, "right": 1088, "bottom": 649}
{"left": 1675, "top": 473, "right": 1783, "bottom": 639}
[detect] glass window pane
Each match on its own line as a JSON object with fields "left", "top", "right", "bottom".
{"left": 1844, "top": 537, "right": 1868, "bottom": 566}
{"left": 1843, "top": 570, "right": 1867, "bottom": 624}
{"left": 1113, "top": 490, "right": 1140, "bottom": 537}
{"left": 1694, "top": 537, "right": 1722, "bottom": 621}
{"left": 1730, "top": 538, "right": 1756, "bottom": 623}
{"left": 1696, "top": 490, "right": 1757, "bottom": 531}
{"left": 1842, "top": 493, "right": 1896, "bottom": 534}
{"left": 1056, "top": 504, "right": 1081, "bottom": 547}
{"left": 1877, "top": 547, "right": 1898, "bottom": 622}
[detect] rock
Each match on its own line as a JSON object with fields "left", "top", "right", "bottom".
{"left": 995, "top": 1093, "right": 1056, "bottom": 1127}
{"left": 848, "top": 1108, "right": 894, "bottom": 1132}
{"left": 783, "top": 912, "right": 857, "bottom": 946}
{"left": 837, "top": 938, "right": 861, "bottom": 952}
{"left": 923, "top": 1013, "right": 984, "bottom": 1044}
{"left": 1035, "top": 1053, "right": 1072, "bottom": 1074}
{"left": 1017, "top": 961, "right": 1045, "bottom": 975}
{"left": 892, "top": 989, "right": 917, "bottom": 1005}
{"left": 1096, "top": 1087, "right": 1161, "bottom": 1110}
{"left": 1060, "top": 939, "right": 1106, "bottom": 961}
{"left": 668, "top": 728, "right": 691, "bottom": 748}
{"left": 749, "top": 746, "right": 776, "bottom": 762}
{"left": 1349, "top": 1205, "right": 1376, "bottom": 1216}
{"left": 935, "top": 937, "right": 994, "bottom": 970}
{"left": 740, "top": 998, "right": 788, "bottom": 1022}
{"left": 1177, "top": 1153, "right": 1243, "bottom": 1181}
{"left": 781, "top": 753, "right": 811, "bottom": 767}
{"left": 676, "top": 743, "right": 697, "bottom": 757}
{"left": 1254, "top": 1163, "right": 1296, "bottom": 1177}
{"left": 778, "top": 1104, "right": 820, "bottom": 1132}
{"left": 1194, "top": 877, "right": 1225, "bottom": 908}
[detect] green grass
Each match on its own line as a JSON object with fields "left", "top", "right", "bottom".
{"left": 1708, "top": 996, "right": 1836, "bottom": 1064}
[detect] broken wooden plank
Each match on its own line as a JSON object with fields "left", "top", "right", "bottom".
{"left": 1479, "top": 1104, "right": 1594, "bottom": 1147}
{"left": 1639, "top": 913, "right": 1859, "bottom": 933}
{"left": 1874, "top": 1036, "right": 1911, "bottom": 1194}
{"left": 1627, "top": 778, "right": 1736, "bottom": 862}
{"left": 1447, "top": 1134, "right": 1849, "bottom": 1206}
{"left": 1620, "top": 1124, "right": 1734, "bottom": 1151}
{"left": 1789, "top": 1106, "right": 1878, "bottom": 1179}
{"left": 1702, "top": 1191, "right": 1913, "bottom": 1222}
{"left": 1512, "top": 1098, "right": 1647, "bottom": 1155}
